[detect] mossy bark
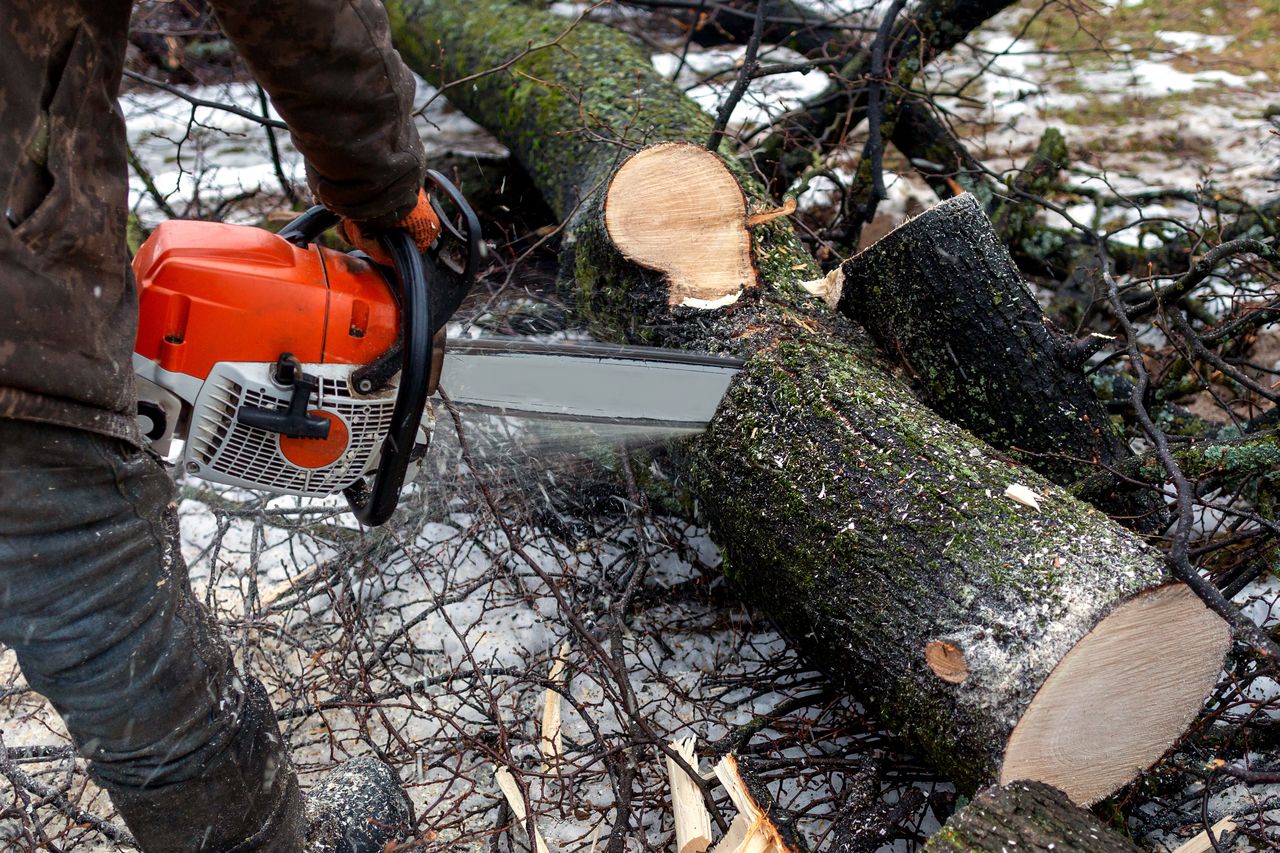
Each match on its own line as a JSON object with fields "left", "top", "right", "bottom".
{"left": 838, "top": 193, "right": 1164, "bottom": 529}
{"left": 926, "top": 781, "right": 1141, "bottom": 852}
{"left": 388, "top": 0, "right": 1206, "bottom": 793}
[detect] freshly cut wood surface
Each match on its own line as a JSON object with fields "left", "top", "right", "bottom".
{"left": 926, "top": 780, "right": 1142, "bottom": 851}
{"left": 604, "top": 143, "right": 757, "bottom": 308}
{"left": 1001, "top": 584, "right": 1230, "bottom": 804}
{"left": 666, "top": 738, "right": 712, "bottom": 853}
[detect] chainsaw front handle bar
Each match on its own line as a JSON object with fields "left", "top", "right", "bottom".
{"left": 275, "top": 171, "right": 483, "bottom": 526}
{"left": 341, "top": 228, "right": 432, "bottom": 526}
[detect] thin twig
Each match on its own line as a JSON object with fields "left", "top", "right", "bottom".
{"left": 124, "top": 69, "right": 289, "bottom": 129}
{"left": 707, "top": 0, "right": 768, "bottom": 151}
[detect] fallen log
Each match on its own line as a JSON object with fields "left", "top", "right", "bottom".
{"left": 388, "top": 0, "right": 1230, "bottom": 803}
{"left": 925, "top": 780, "right": 1142, "bottom": 852}
{"left": 836, "top": 193, "right": 1164, "bottom": 528}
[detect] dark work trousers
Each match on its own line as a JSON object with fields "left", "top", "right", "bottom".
{"left": 0, "top": 420, "right": 306, "bottom": 851}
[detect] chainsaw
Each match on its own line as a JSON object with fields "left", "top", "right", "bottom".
{"left": 132, "top": 172, "right": 741, "bottom": 526}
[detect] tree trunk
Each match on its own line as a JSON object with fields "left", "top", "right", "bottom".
{"left": 388, "top": 0, "right": 1230, "bottom": 803}
{"left": 837, "top": 192, "right": 1164, "bottom": 528}
{"left": 925, "top": 781, "right": 1142, "bottom": 852}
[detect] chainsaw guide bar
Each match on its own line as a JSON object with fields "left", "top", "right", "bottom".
{"left": 440, "top": 338, "right": 742, "bottom": 428}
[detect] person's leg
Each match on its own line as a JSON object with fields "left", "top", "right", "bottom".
{"left": 0, "top": 420, "right": 305, "bottom": 851}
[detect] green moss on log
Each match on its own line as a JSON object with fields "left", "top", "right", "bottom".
{"left": 926, "top": 781, "right": 1141, "bottom": 852}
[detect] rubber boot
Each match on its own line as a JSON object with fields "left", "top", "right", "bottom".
{"left": 304, "top": 757, "right": 414, "bottom": 852}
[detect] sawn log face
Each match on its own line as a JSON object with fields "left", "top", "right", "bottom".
{"left": 388, "top": 0, "right": 1225, "bottom": 797}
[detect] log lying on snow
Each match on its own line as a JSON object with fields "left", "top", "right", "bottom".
{"left": 925, "top": 780, "right": 1141, "bottom": 852}
{"left": 387, "top": 0, "right": 1230, "bottom": 803}
{"left": 836, "top": 193, "right": 1164, "bottom": 528}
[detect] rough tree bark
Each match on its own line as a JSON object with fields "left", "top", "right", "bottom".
{"left": 387, "top": 0, "right": 1229, "bottom": 803}
{"left": 836, "top": 193, "right": 1164, "bottom": 528}
{"left": 925, "top": 781, "right": 1142, "bottom": 852}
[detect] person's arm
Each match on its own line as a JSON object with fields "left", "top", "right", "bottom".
{"left": 207, "top": 0, "right": 425, "bottom": 224}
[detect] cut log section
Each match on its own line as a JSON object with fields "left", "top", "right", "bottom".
{"left": 604, "top": 143, "right": 757, "bottom": 309}
{"left": 390, "top": 0, "right": 1231, "bottom": 805}
{"left": 926, "top": 780, "right": 1142, "bottom": 851}
{"left": 837, "top": 193, "right": 1162, "bottom": 527}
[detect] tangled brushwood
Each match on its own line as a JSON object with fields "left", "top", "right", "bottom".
{"left": 3, "top": 0, "right": 1280, "bottom": 850}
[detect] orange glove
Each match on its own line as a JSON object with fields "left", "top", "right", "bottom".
{"left": 341, "top": 188, "right": 442, "bottom": 266}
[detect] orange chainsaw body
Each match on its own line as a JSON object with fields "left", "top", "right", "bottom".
{"left": 130, "top": 171, "right": 479, "bottom": 522}
{"left": 133, "top": 219, "right": 399, "bottom": 378}
{"left": 131, "top": 219, "right": 413, "bottom": 498}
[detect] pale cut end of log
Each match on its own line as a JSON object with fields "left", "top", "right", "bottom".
{"left": 924, "top": 640, "right": 969, "bottom": 685}
{"left": 999, "top": 584, "right": 1230, "bottom": 805}
{"left": 604, "top": 142, "right": 758, "bottom": 309}
{"left": 666, "top": 737, "right": 712, "bottom": 853}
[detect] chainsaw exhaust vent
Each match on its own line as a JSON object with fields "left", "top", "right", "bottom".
{"left": 184, "top": 362, "right": 398, "bottom": 498}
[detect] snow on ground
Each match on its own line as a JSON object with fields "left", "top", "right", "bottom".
{"left": 1, "top": 412, "right": 889, "bottom": 851}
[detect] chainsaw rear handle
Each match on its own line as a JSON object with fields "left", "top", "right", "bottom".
{"left": 277, "top": 170, "right": 482, "bottom": 332}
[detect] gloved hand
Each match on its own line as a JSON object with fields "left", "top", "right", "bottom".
{"left": 340, "top": 187, "right": 441, "bottom": 266}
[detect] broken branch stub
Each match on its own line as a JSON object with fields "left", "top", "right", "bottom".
{"left": 604, "top": 142, "right": 758, "bottom": 309}
{"left": 711, "top": 755, "right": 803, "bottom": 853}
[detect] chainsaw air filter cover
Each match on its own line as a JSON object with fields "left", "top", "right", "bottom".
{"left": 132, "top": 219, "right": 414, "bottom": 497}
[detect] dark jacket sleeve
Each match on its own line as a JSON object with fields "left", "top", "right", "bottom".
{"left": 208, "top": 0, "right": 426, "bottom": 223}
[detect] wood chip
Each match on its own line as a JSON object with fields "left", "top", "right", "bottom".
{"left": 1003, "top": 483, "right": 1041, "bottom": 512}
{"left": 666, "top": 737, "right": 712, "bottom": 853}
{"left": 540, "top": 642, "right": 571, "bottom": 771}
{"left": 746, "top": 197, "right": 797, "bottom": 227}
{"left": 260, "top": 562, "right": 321, "bottom": 607}
{"left": 494, "top": 766, "right": 552, "bottom": 853}
{"left": 799, "top": 267, "right": 844, "bottom": 310}
{"left": 1170, "top": 816, "right": 1237, "bottom": 853}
